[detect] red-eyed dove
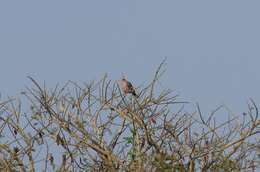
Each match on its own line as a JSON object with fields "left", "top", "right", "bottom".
{"left": 119, "top": 78, "right": 137, "bottom": 97}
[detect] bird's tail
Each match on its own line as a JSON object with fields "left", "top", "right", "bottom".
{"left": 132, "top": 91, "right": 138, "bottom": 97}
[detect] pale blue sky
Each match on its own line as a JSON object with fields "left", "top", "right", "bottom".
{"left": 0, "top": 1, "right": 260, "bottom": 114}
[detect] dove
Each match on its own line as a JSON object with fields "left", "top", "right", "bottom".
{"left": 119, "top": 78, "right": 137, "bottom": 97}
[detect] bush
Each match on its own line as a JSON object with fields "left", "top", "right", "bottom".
{"left": 0, "top": 63, "right": 259, "bottom": 171}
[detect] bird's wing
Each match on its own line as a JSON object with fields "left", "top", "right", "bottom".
{"left": 127, "top": 81, "right": 134, "bottom": 90}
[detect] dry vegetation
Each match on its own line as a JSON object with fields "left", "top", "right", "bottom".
{"left": 0, "top": 62, "right": 259, "bottom": 171}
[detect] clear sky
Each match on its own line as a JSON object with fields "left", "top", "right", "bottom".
{"left": 0, "top": 1, "right": 260, "bottom": 114}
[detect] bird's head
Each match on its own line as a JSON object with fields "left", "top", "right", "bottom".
{"left": 121, "top": 73, "right": 128, "bottom": 80}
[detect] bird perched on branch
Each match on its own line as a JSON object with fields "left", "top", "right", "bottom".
{"left": 119, "top": 78, "right": 137, "bottom": 97}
